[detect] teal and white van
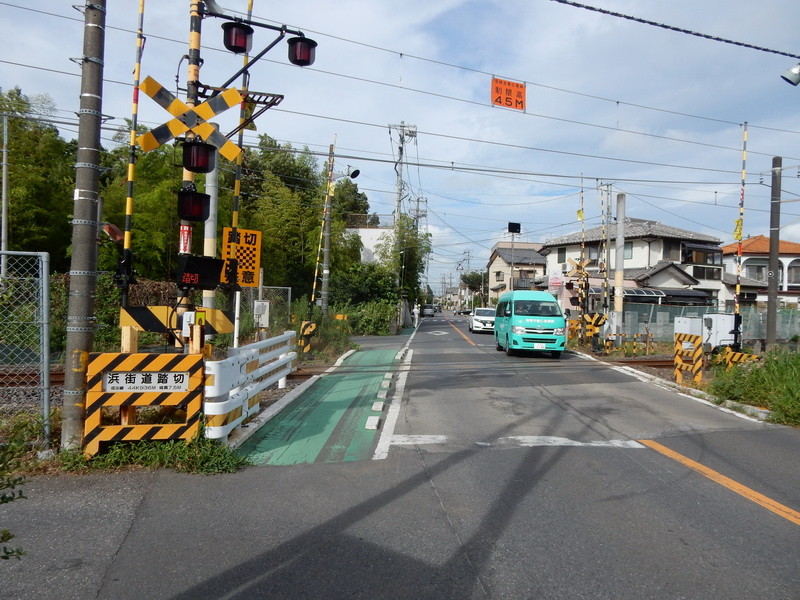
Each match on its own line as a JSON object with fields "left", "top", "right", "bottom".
{"left": 494, "top": 290, "right": 567, "bottom": 358}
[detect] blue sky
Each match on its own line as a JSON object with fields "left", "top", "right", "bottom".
{"left": 3, "top": 1, "right": 800, "bottom": 293}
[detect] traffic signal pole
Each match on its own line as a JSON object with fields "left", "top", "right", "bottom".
{"left": 61, "top": 0, "right": 106, "bottom": 450}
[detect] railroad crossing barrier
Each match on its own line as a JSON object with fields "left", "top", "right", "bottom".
{"left": 673, "top": 333, "right": 703, "bottom": 384}
{"left": 604, "top": 333, "right": 654, "bottom": 355}
{"left": 567, "top": 318, "right": 580, "bottom": 339}
{"left": 83, "top": 352, "right": 205, "bottom": 456}
{"left": 583, "top": 312, "right": 607, "bottom": 338}
{"left": 204, "top": 331, "right": 297, "bottom": 441}
{"left": 720, "top": 346, "right": 760, "bottom": 371}
{"left": 298, "top": 320, "right": 316, "bottom": 353}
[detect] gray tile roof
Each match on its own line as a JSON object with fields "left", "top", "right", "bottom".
{"left": 541, "top": 218, "right": 720, "bottom": 247}
{"left": 492, "top": 248, "right": 546, "bottom": 266}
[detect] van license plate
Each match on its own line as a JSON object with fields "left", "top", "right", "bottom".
{"left": 533, "top": 343, "right": 546, "bottom": 350}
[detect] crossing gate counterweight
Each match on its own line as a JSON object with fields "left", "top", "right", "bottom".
{"left": 83, "top": 353, "right": 205, "bottom": 456}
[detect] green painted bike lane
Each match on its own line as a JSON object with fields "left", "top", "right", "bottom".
{"left": 238, "top": 348, "right": 400, "bottom": 465}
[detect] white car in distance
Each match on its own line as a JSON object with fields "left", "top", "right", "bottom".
{"left": 469, "top": 307, "right": 496, "bottom": 333}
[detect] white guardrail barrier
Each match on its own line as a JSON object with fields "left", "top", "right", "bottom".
{"left": 204, "top": 331, "right": 297, "bottom": 441}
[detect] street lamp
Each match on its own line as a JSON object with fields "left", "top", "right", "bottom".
{"left": 313, "top": 155, "right": 359, "bottom": 316}
{"left": 780, "top": 63, "right": 800, "bottom": 86}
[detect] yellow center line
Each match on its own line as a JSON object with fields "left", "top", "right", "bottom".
{"left": 446, "top": 318, "right": 476, "bottom": 346}
{"left": 639, "top": 439, "right": 800, "bottom": 527}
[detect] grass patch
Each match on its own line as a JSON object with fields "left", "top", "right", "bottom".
{"left": 708, "top": 350, "right": 800, "bottom": 425}
{"left": 1, "top": 410, "right": 251, "bottom": 476}
{"left": 57, "top": 437, "right": 251, "bottom": 475}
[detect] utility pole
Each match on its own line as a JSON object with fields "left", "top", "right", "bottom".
{"left": 767, "top": 156, "right": 782, "bottom": 349}
{"left": 390, "top": 122, "right": 416, "bottom": 327}
{"left": 614, "top": 193, "right": 626, "bottom": 314}
{"left": 1, "top": 114, "right": 8, "bottom": 278}
{"left": 61, "top": 0, "right": 106, "bottom": 450}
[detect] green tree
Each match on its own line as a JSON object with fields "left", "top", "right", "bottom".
{"left": 0, "top": 88, "right": 74, "bottom": 272}
{"left": 461, "top": 270, "right": 488, "bottom": 306}
{"left": 331, "top": 178, "right": 378, "bottom": 226}
{"left": 330, "top": 262, "right": 397, "bottom": 305}
{"left": 99, "top": 136, "right": 186, "bottom": 282}
{"left": 375, "top": 214, "right": 432, "bottom": 305}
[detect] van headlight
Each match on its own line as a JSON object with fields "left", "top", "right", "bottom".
{"left": 511, "top": 326, "right": 526, "bottom": 335}
{"left": 553, "top": 327, "right": 565, "bottom": 335}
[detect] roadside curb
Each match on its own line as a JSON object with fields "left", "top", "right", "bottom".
{"left": 573, "top": 350, "right": 773, "bottom": 422}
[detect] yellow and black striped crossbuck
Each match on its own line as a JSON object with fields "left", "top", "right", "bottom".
{"left": 83, "top": 352, "right": 205, "bottom": 456}
{"left": 136, "top": 76, "right": 243, "bottom": 161}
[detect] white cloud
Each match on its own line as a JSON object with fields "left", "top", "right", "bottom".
{"left": 3, "top": 0, "right": 800, "bottom": 291}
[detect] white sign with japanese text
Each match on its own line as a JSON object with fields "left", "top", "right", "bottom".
{"left": 103, "top": 371, "right": 190, "bottom": 393}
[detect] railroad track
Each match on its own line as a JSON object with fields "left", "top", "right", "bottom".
{"left": 0, "top": 369, "right": 65, "bottom": 387}
{"left": 0, "top": 357, "right": 675, "bottom": 389}
{"left": 604, "top": 357, "right": 674, "bottom": 369}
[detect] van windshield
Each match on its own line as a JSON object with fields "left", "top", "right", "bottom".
{"left": 513, "top": 300, "right": 561, "bottom": 317}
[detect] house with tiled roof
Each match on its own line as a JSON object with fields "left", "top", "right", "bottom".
{"left": 721, "top": 235, "right": 800, "bottom": 305}
{"left": 486, "top": 242, "right": 547, "bottom": 302}
{"left": 538, "top": 218, "right": 761, "bottom": 310}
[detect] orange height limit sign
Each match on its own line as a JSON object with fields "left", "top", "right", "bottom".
{"left": 491, "top": 77, "right": 526, "bottom": 111}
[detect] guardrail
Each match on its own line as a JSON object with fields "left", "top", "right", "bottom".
{"left": 204, "top": 331, "right": 297, "bottom": 441}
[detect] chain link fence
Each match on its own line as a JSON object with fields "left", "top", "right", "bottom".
{"left": 208, "top": 285, "right": 294, "bottom": 347}
{"left": 0, "top": 252, "right": 51, "bottom": 440}
{"left": 619, "top": 302, "right": 800, "bottom": 345}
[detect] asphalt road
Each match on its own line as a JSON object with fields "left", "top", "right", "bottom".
{"left": 4, "top": 313, "right": 800, "bottom": 599}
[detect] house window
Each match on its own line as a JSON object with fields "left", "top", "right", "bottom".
{"left": 587, "top": 245, "right": 599, "bottom": 264}
{"left": 624, "top": 241, "right": 633, "bottom": 260}
{"left": 693, "top": 266, "right": 722, "bottom": 280}
{"left": 495, "top": 271, "right": 504, "bottom": 282}
{"left": 663, "top": 240, "right": 681, "bottom": 261}
{"left": 557, "top": 247, "right": 566, "bottom": 263}
{"left": 745, "top": 264, "right": 767, "bottom": 282}
{"left": 788, "top": 265, "right": 800, "bottom": 284}
{"left": 682, "top": 243, "right": 721, "bottom": 266}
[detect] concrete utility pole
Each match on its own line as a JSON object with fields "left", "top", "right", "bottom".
{"left": 62, "top": 0, "right": 106, "bottom": 450}
{"left": 614, "top": 193, "right": 626, "bottom": 314}
{"left": 202, "top": 133, "right": 220, "bottom": 319}
{"left": 767, "top": 156, "right": 782, "bottom": 349}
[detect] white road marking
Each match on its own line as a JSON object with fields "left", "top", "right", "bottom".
{"left": 502, "top": 436, "right": 644, "bottom": 448}
{"left": 390, "top": 435, "right": 448, "bottom": 445}
{"left": 373, "top": 349, "right": 412, "bottom": 460}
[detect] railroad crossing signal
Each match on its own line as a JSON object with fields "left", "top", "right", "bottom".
{"left": 566, "top": 257, "right": 590, "bottom": 277}
{"left": 136, "top": 76, "right": 243, "bottom": 161}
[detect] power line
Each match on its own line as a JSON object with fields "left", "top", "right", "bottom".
{"left": 550, "top": 0, "right": 800, "bottom": 60}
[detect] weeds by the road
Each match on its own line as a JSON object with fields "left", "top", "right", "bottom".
{"left": 708, "top": 350, "right": 800, "bottom": 425}
{"left": 0, "top": 409, "right": 250, "bottom": 477}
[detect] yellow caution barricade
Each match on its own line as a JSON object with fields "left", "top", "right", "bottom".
{"left": 83, "top": 352, "right": 205, "bottom": 456}
{"left": 674, "top": 333, "right": 703, "bottom": 384}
